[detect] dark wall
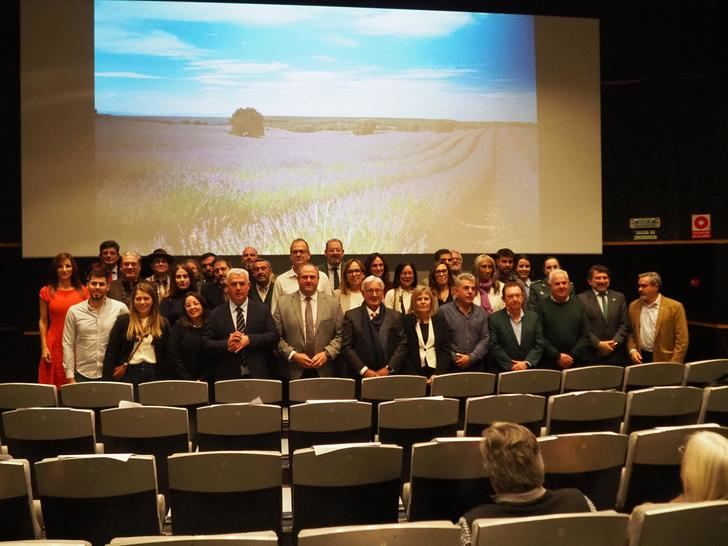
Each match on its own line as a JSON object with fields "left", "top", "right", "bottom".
{"left": 3, "top": 1, "right": 726, "bottom": 381}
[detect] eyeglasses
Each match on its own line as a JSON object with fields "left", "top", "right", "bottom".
{"left": 347, "top": 269, "right": 362, "bottom": 274}
{"left": 435, "top": 269, "right": 448, "bottom": 275}
{"left": 364, "top": 288, "right": 383, "bottom": 294}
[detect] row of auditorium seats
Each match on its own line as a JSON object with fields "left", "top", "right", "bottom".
{"left": 2, "top": 424, "right": 728, "bottom": 544}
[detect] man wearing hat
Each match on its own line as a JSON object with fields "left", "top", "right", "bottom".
{"left": 146, "top": 248, "right": 174, "bottom": 300}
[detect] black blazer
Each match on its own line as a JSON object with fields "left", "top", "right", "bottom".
{"left": 403, "top": 313, "right": 453, "bottom": 375}
{"left": 167, "top": 321, "right": 212, "bottom": 380}
{"left": 488, "top": 308, "right": 544, "bottom": 372}
{"left": 102, "top": 314, "right": 170, "bottom": 380}
{"left": 342, "top": 304, "right": 408, "bottom": 376}
{"left": 248, "top": 283, "right": 273, "bottom": 310}
{"left": 202, "top": 299, "right": 279, "bottom": 380}
{"left": 577, "top": 289, "right": 630, "bottom": 364}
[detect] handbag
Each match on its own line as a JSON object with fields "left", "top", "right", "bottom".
{"left": 112, "top": 338, "right": 143, "bottom": 380}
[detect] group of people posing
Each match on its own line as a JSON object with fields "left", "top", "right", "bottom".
{"left": 38, "top": 238, "right": 689, "bottom": 390}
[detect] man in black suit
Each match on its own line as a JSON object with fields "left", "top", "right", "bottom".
{"left": 202, "top": 258, "right": 230, "bottom": 308}
{"left": 202, "top": 268, "right": 279, "bottom": 380}
{"left": 342, "top": 275, "right": 407, "bottom": 378}
{"left": 249, "top": 258, "right": 274, "bottom": 310}
{"left": 489, "top": 281, "right": 544, "bottom": 372}
{"left": 577, "top": 264, "right": 630, "bottom": 365}
{"left": 319, "top": 238, "right": 345, "bottom": 296}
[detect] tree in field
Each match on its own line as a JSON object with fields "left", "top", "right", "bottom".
{"left": 353, "top": 119, "right": 377, "bottom": 135}
{"left": 230, "top": 107, "right": 264, "bottom": 137}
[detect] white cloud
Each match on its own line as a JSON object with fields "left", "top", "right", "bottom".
{"left": 96, "top": 71, "right": 162, "bottom": 79}
{"left": 96, "top": 27, "right": 204, "bottom": 58}
{"left": 185, "top": 59, "right": 289, "bottom": 87}
{"left": 394, "top": 68, "right": 478, "bottom": 80}
{"left": 322, "top": 34, "right": 359, "bottom": 48}
{"left": 352, "top": 10, "right": 474, "bottom": 38}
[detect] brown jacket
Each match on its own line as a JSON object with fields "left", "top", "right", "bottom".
{"left": 627, "top": 296, "right": 689, "bottom": 363}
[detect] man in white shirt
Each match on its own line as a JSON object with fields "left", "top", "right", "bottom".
{"left": 63, "top": 266, "right": 129, "bottom": 382}
{"left": 271, "top": 238, "right": 332, "bottom": 313}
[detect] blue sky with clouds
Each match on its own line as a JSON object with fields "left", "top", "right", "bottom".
{"left": 95, "top": 1, "right": 537, "bottom": 121}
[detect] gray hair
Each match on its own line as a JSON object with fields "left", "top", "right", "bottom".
{"left": 455, "top": 272, "right": 476, "bottom": 287}
{"left": 121, "top": 250, "right": 141, "bottom": 263}
{"left": 638, "top": 271, "right": 662, "bottom": 289}
{"left": 548, "top": 268, "right": 569, "bottom": 285}
{"left": 226, "top": 268, "right": 249, "bottom": 282}
{"left": 362, "top": 275, "right": 384, "bottom": 291}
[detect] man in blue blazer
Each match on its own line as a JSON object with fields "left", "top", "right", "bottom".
{"left": 489, "top": 281, "right": 544, "bottom": 372}
{"left": 202, "top": 268, "right": 279, "bottom": 380}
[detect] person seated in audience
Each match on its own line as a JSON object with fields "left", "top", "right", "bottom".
{"left": 160, "top": 263, "right": 195, "bottom": 326}
{"left": 473, "top": 253, "right": 505, "bottom": 315}
{"left": 459, "top": 422, "right": 595, "bottom": 544}
{"left": 450, "top": 249, "right": 463, "bottom": 276}
{"left": 183, "top": 258, "right": 203, "bottom": 291}
{"left": 535, "top": 269, "right": 590, "bottom": 370}
{"left": 494, "top": 247, "right": 517, "bottom": 283}
{"left": 167, "top": 291, "right": 212, "bottom": 381}
{"left": 145, "top": 248, "right": 174, "bottom": 300}
{"left": 272, "top": 238, "right": 332, "bottom": 313}
{"left": 103, "top": 280, "right": 170, "bottom": 388}
{"left": 527, "top": 256, "right": 574, "bottom": 310}
{"left": 429, "top": 261, "right": 454, "bottom": 307}
{"left": 108, "top": 250, "right": 142, "bottom": 307}
{"left": 488, "top": 281, "right": 544, "bottom": 372}
{"left": 403, "top": 285, "right": 452, "bottom": 380}
{"left": 438, "top": 273, "right": 489, "bottom": 372}
{"left": 434, "top": 248, "right": 453, "bottom": 269}
{"left": 202, "top": 257, "right": 230, "bottom": 308}
{"left": 629, "top": 431, "right": 728, "bottom": 537}
{"left": 364, "top": 252, "right": 392, "bottom": 291}
{"left": 339, "top": 258, "right": 366, "bottom": 312}
{"left": 249, "top": 258, "right": 274, "bottom": 309}
{"left": 514, "top": 254, "right": 532, "bottom": 300}
{"left": 384, "top": 262, "right": 417, "bottom": 315}
{"left": 342, "top": 275, "right": 407, "bottom": 379}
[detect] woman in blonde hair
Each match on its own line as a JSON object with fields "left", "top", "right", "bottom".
{"left": 472, "top": 253, "right": 504, "bottom": 315}
{"left": 103, "top": 281, "right": 170, "bottom": 389}
{"left": 403, "top": 285, "right": 452, "bottom": 379}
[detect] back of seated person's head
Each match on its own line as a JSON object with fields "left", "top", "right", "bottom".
{"left": 481, "top": 422, "right": 544, "bottom": 494}
{"left": 681, "top": 431, "right": 728, "bottom": 501}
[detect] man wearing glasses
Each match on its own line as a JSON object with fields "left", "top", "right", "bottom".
{"left": 342, "top": 275, "right": 407, "bottom": 379}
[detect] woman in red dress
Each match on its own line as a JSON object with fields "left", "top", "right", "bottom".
{"left": 38, "top": 253, "right": 88, "bottom": 387}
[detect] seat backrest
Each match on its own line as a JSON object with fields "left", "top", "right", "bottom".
{"left": 622, "top": 386, "right": 703, "bottom": 434}
{"left": 138, "top": 380, "right": 209, "bottom": 406}
{"left": 292, "top": 444, "right": 402, "bottom": 533}
{"left": 430, "top": 372, "right": 496, "bottom": 398}
{"left": 298, "top": 521, "right": 460, "bottom": 546}
{"left": 168, "top": 451, "right": 282, "bottom": 535}
{"left": 628, "top": 500, "right": 728, "bottom": 546}
{"left": 36, "top": 455, "right": 160, "bottom": 546}
{"left": 497, "top": 369, "right": 562, "bottom": 395}
{"left": 683, "top": 359, "right": 728, "bottom": 387}
{"left": 472, "top": 512, "right": 629, "bottom": 546}
{"left": 464, "top": 394, "right": 546, "bottom": 437}
{"left": 699, "top": 385, "right": 728, "bottom": 426}
{"left": 561, "top": 365, "right": 624, "bottom": 392}
{"left": 110, "top": 532, "right": 278, "bottom": 546}
{"left": 0, "top": 459, "right": 39, "bottom": 539}
{"left": 213, "top": 379, "right": 282, "bottom": 404}
{"left": 545, "top": 390, "right": 626, "bottom": 435}
{"left": 616, "top": 424, "right": 728, "bottom": 511}
{"left": 289, "top": 400, "right": 372, "bottom": 453}
{"left": 289, "top": 378, "right": 356, "bottom": 402}
{"left": 0, "top": 383, "right": 58, "bottom": 442}
{"left": 538, "top": 432, "right": 628, "bottom": 510}
{"left": 407, "top": 439, "right": 491, "bottom": 522}
{"left": 60, "top": 381, "right": 135, "bottom": 408}
{"left": 622, "top": 363, "right": 684, "bottom": 391}
{"left": 361, "top": 375, "right": 427, "bottom": 401}
{"left": 196, "top": 403, "right": 281, "bottom": 452}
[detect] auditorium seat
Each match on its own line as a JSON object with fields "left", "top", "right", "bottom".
{"left": 497, "top": 369, "right": 562, "bottom": 396}
{"left": 429, "top": 372, "right": 496, "bottom": 427}
{"left": 538, "top": 432, "right": 628, "bottom": 510}
{"left": 471, "top": 512, "right": 629, "bottom": 546}
{"left": 288, "top": 400, "right": 371, "bottom": 453}
{"left": 0, "top": 383, "right": 58, "bottom": 443}
{"left": 628, "top": 500, "right": 728, "bottom": 546}
{"left": 196, "top": 403, "right": 282, "bottom": 452}
{"left": 361, "top": 375, "right": 427, "bottom": 431}
{"left": 0, "top": 458, "right": 40, "bottom": 540}
{"left": 545, "top": 390, "right": 626, "bottom": 435}
{"left": 404, "top": 438, "right": 491, "bottom": 522}
{"left": 698, "top": 385, "right": 728, "bottom": 426}
{"left": 560, "top": 365, "right": 624, "bottom": 393}
{"left": 36, "top": 455, "right": 162, "bottom": 546}
{"left": 59, "top": 381, "right": 134, "bottom": 439}
{"left": 138, "top": 380, "right": 209, "bottom": 442}
{"left": 110, "top": 532, "right": 278, "bottom": 546}
{"left": 621, "top": 386, "right": 702, "bottom": 435}
{"left": 464, "top": 394, "right": 545, "bottom": 437}
{"left": 298, "top": 521, "right": 460, "bottom": 546}
{"left": 683, "top": 359, "right": 728, "bottom": 388}
{"left": 167, "top": 451, "right": 282, "bottom": 536}
{"left": 288, "top": 377, "right": 356, "bottom": 403}
{"left": 622, "top": 363, "right": 684, "bottom": 391}
{"left": 214, "top": 379, "right": 282, "bottom": 405}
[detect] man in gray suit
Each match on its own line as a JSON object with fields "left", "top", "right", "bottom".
{"left": 577, "top": 264, "right": 630, "bottom": 365}
{"left": 273, "top": 264, "right": 343, "bottom": 379}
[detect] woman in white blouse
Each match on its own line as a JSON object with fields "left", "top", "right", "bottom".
{"left": 384, "top": 262, "right": 417, "bottom": 314}
{"left": 403, "top": 285, "right": 453, "bottom": 380}
{"left": 338, "top": 258, "right": 366, "bottom": 312}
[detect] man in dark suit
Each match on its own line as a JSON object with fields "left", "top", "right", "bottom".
{"left": 249, "top": 258, "right": 274, "bottom": 310}
{"left": 342, "top": 275, "right": 408, "bottom": 378}
{"left": 489, "top": 281, "right": 544, "bottom": 372}
{"left": 319, "top": 238, "right": 344, "bottom": 296}
{"left": 202, "top": 268, "right": 279, "bottom": 380}
{"left": 274, "top": 264, "right": 343, "bottom": 379}
{"left": 202, "top": 258, "right": 230, "bottom": 308}
{"left": 577, "top": 264, "right": 630, "bottom": 365}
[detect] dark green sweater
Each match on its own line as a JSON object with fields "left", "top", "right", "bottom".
{"left": 536, "top": 297, "right": 590, "bottom": 366}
